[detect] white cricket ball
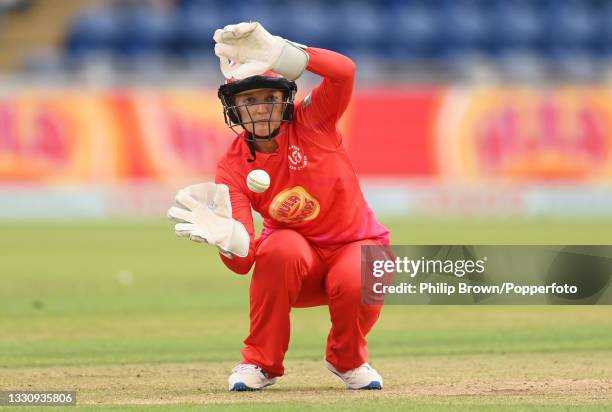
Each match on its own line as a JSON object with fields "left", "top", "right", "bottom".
{"left": 246, "top": 169, "right": 270, "bottom": 193}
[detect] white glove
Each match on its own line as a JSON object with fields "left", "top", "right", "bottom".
{"left": 213, "top": 21, "right": 308, "bottom": 80}
{"left": 167, "top": 183, "right": 249, "bottom": 258}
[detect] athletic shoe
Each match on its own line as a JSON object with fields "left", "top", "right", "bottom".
{"left": 228, "top": 364, "right": 277, "bottom": 391}
{"left": 325, "top": 360, "right": 383, "bottom": 390}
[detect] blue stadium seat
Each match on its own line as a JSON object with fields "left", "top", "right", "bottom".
{"left": 176, "top": 0, "right": 204, "bottom": 10}
{"left": 64, "top": 5, "right": 121, "bottom": 61}
{"left": 116, "top": 3, "right": 176, "bottom": 59}
{"left": 232, "top": 0, "right": 292, "bottom": 40}
{"left": 544, "top": 0, "right": 598, "bottom": 49}
{"left": 549, "top": 46, "right": 599, "bottom": 80}
{"left": 384, "top": 0, "right": 440, "bottom": 61}
{"left": 595, "top": 0, "right": 612, "bottom": 58}
{"left": 538, "top": 0, "right": 599, "bottom": 72}
{"left": 491, "top": 0, "right": 543, "bottom": 50}
{"left": 283, "top": 1, "right": 337, "bottom": 50}
{"left": 332, "top": 1, "right": 385, "bottom": 58}
{"left": 494, "top": 47, "right": 547, "bottom": 81}
{"left": 58, "top": 0, "right": 607, "bottom": 77}
{"left": 438, "top": 0, "right": 492, "bottom": 60}
{"left": 175, "top": 2, "right": 228, "bottom": 57}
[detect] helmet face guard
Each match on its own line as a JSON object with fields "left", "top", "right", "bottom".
{"left": 218, "top": 75, "right": 297, "bottom": 141}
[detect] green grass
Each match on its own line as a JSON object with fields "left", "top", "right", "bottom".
{"left": 1, "top": 218, "right": 612, "bottom": 410}
{"left": 1, "top": 404, "right": 609, "bottom": 412}
{"left": 6, "top": 403, "right": 612, "bottom": 412}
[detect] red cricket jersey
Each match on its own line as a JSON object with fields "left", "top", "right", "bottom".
{"left": 215, "top": 47, "right": 390, "bottom": 274}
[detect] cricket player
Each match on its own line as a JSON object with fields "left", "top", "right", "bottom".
{"left": 167, "top": 22, "right": 389, "bottom": 391}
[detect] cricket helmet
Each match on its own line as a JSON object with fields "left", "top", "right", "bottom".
{"left": 217, "top": 70, "right": 297, "bottom": 141}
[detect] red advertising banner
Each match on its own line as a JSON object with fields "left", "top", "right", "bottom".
{"left": 0, "top": 89, "right": 107, "bottom": 182}
{"left": 0, "top": 88, "right": 233, "bottom": 184}
{"left": 347, "top": 86, "right": 612, "bottom": 181}
{"left": 346, "top": 87, "right": 441, "bottom": 176}
{"left": 109, "top": 89, "right": 232, "bottom": 183}
{"left": 435, "top": 87, "right": 612, "bottom": 182}
{"left": 1, "top": 86, "right": 612, "bottom": 184}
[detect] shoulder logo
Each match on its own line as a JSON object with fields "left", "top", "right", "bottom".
{"left": 288, "top": 144, "right": 308, "bottom": 170}
{"left": 303, "top": 93, "right": 312, "bottom": 108}
{"left": 269, "top": 186, "right": 320, "bottom": 223}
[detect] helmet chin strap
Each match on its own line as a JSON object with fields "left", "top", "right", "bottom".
{"left": 245, "top": 125, "right": 282, "bottom": 142}
{"left": 245, "top": 126, "right": 281, "bottom": 163}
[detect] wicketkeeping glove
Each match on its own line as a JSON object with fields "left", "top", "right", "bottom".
{"left": 167, "top": 183, "right": 249, "bottom": 258}
{"left": 213, "top": 21, "right": 308, "bottom": 80}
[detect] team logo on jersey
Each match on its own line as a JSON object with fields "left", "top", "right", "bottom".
{"left": 288, "top": 145, "right": 308, "bottom": 170}
{"left": 268, "top": 186, "right": 320, "bottom": 223}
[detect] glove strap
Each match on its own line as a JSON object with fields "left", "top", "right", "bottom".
{"left": 273, "top": 39, "right": 309, "bottom": 81}
{"left": 217, "top": 247, "right": 233, "bottom": 259}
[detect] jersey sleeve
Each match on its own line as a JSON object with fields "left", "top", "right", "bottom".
{"left": 215, "top": 161, "right": 256, "bottom": 274}
{"left": 295, "top": 47, "right": 356, "bottom": 144}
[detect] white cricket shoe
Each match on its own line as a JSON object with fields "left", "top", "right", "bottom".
{"left": 228, "top": 364, "right": 277, "bottom": 391}
{"left": 325, "top": 360, "right": 383, "bottom": 390}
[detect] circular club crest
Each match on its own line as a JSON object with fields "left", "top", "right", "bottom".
{"left": 288, "top": 145, "right": 308, "bottom": 170}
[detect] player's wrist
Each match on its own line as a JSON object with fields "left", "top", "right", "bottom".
{"left": 225, "top": 219, "right": 249, "bottom": 258}
{"left": 273, "top": 39, "right": 309, "bottom": 80}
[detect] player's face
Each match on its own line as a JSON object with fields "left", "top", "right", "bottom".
{"left": 234, "top": 89, "right": 285, "bottom": 137}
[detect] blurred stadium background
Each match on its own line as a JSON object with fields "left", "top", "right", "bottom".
{"left": 2, "top": 0, "right": 612, "bottom": 219}
{"left": 2, "top": 2, "right": 612, "bottom": 408}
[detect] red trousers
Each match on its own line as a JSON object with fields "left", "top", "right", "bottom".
{"left": 241, "top": 229, "right": 383, "bottom": 378}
